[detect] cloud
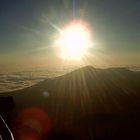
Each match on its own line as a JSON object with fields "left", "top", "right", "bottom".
{"left": 0, "top": 70, "right": 55, "bottom": 93}
{"left": 0, "top": 67, "right": 81, "bottom": 93}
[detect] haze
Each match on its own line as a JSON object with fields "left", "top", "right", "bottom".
{"left": 0, "top": 0, "right": 140, "bottom": 72}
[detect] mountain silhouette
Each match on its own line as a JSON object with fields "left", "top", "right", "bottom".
{"left": 1, "top": 66, "right": 140, "bottom": 140}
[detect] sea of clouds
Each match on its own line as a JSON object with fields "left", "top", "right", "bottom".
{"left": 0, "top": 66, "right": 139, "bottom": 93}
{"left": 0, "top": 68, "right": 68, "bottom": 93}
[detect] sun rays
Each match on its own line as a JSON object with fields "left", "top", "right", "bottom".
{"left": 53, "top": 20, "right": 92, "bottom": 61}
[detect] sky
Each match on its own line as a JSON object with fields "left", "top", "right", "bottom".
{"left": 0, "top": 0, "right": 140, "bottom": 72}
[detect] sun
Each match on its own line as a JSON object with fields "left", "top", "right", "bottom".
{"left": 55, "top": 20, "right": 91, "bottom": 60}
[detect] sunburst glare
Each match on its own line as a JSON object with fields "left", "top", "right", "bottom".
{"left": 55, "top": 20, "right": 92, "bottom": 61}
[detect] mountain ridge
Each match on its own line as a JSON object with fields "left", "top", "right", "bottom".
{"left": 1, "top": 65, "right": 139, "bottom": 113}
{"left": 0, "top": 65, "right": 140, "bottom": 140}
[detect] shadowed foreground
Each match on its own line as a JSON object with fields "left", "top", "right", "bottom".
{"left": 0, "top": 66, "right": 140, "bottom": 140}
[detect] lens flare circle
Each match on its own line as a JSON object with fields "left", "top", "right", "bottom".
{"left": 56, "top": 20, "right": 91, "bottom": 60}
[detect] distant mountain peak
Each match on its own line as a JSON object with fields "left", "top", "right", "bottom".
{"left": 61, "top": 65, "right": 97, "bottom": 78}
{"left": 106, "top": 67, "right": 131, "bottom": 73}
{"left": 81, "top": 65, "right": 96, "bottom": 70}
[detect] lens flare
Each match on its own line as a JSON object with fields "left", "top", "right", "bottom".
{"left": 55, "top": 20, "right": 91, "bottom": 61}
{"left": 14, "top": 108, "right": 51, "bottom": 140}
